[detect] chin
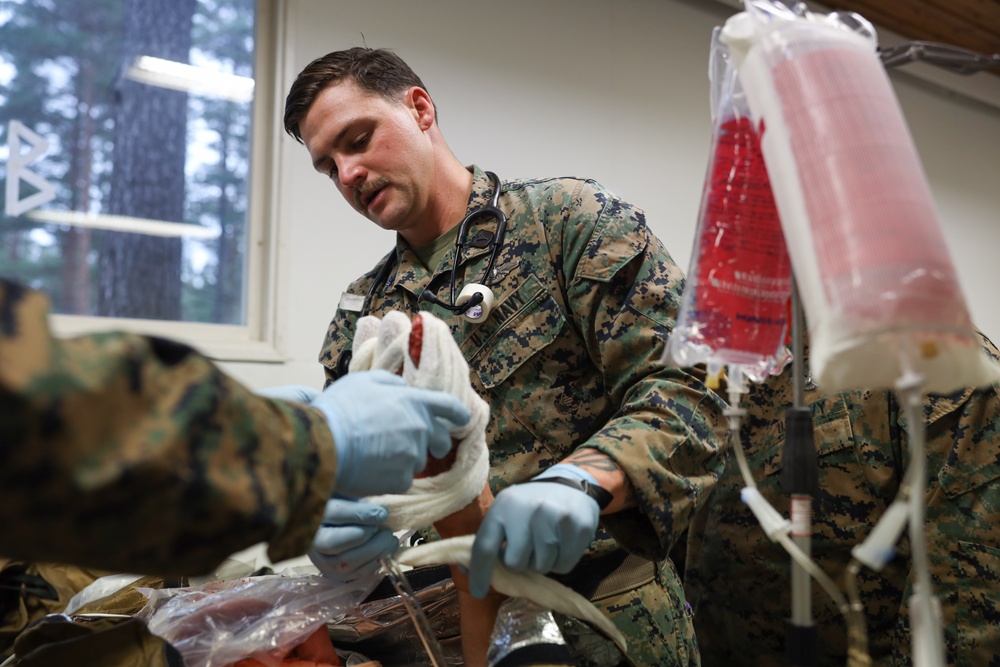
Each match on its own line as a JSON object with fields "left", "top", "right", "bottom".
{"left": 372, "top": 217, "right": 401, "bottom": 233}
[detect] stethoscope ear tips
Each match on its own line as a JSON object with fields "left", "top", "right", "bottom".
{"left": 457, "top": 283, "right": 496, "bottom": 322}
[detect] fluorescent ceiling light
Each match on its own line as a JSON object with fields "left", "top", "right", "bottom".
{"left": 28, "top": 209, "right": 219, "bottom": 239}
{"left": 125, "top": 55, "right": 254, "bottom": 103}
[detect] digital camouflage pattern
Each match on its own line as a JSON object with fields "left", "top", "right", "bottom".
{"left": 0, "top": 279, "right": 337, "bottom": 576}
{"left": 685, "top": 334, "right": 1000, "bottom": 666}
{"left": 319, "top": 165, "right": 730, "bottom": 667}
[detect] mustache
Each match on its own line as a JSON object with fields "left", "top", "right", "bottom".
{"left": 356, "top": 176, "right": 390, "bottom": 207}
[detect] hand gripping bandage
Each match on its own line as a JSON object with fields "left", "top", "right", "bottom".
{"left": 347, "top": 310, "right": 490, "bottom": 530}
{"left": 346, "top": 310, "right": 626, "bottom": 653}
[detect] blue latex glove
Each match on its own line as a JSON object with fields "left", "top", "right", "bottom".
{"left": 308, "top": 497, "right": 399, "bottom": 583}
{"left": 469, "top": 464, "right": 602, "bottom": 599}
{"left": 314, "top": 370, "right": 470, "bottom": 498}
{"left": 255, "top": 384, "right": 321, "bottom": 403}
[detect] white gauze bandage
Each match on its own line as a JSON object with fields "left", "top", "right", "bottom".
{"left": 398, "top": 535, "right": 628, "bottom": 654}
{"left": 347, "top": 310, "right": 490, "bottom": 531}
{"left": 349, "top": 313, "right": 620, "bottom": 645}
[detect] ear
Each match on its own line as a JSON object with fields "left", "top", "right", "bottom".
{"left": 405, "top": 87, "right": 436, "bottom": 131}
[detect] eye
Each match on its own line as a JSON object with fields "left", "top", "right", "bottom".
{"left": 326, "top": 162, "right": 338, "bottom": 180}
{"left": 352, "top": 133, "right": 369, "bottom": 150}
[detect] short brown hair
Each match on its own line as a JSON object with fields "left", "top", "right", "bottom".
{"left": 283, "top": 47, "right": 433, "bottom": 143}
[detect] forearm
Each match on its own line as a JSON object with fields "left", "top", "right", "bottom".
{"left": 572, "top": 288, "right": 729, "bottom": 556}
{"left": 560, "top": 448, "right": 637, "bottom": 515}
{"left": 583, "top": 380, "right": 728, "bottom": 558}
{"left": 3, "top": 370, "right": 335, "bottom": 574}
{"left": 0, "top": 283, "right": 336, "bottom": 573}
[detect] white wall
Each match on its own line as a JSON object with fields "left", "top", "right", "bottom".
{"left": 221, "top": 0, "right": 1000, "bottom": 388}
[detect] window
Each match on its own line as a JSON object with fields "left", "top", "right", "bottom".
{"left": 0, "top": 0, "right": 280, "bottom": 360}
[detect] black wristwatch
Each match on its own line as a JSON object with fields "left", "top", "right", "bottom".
{"left": 523, "top": 476, "right": 613, "bottom": 511}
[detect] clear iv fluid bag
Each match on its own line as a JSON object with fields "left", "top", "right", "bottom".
{"left": 724, "top": 13, "right": 1000, "bottom": 393}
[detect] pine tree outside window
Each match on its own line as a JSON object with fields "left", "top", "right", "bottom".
{"left": 0, "top": 0, "right": 280, "bottom": 361}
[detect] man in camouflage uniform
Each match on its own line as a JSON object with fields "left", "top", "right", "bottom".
{"left": 283, "top": 47, "right": 730, "bottom": 666}
{"left": 685, "top": 334, "right": 1000, "bottom": 666}
{"left": 0, "top": 278, "right": 468, "bottom": 576}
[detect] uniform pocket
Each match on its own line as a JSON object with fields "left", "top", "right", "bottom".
{"left": 463, "top": 274, "right": 615, "bottom": 460}
{"left": 936, "top": 386, "right": 1000, "bottom": 498}
{"left": 755, "top": 394, "right": 879, "bottom": 550}
{"left": 759, "top": 395, "right": 858, "bottom": 477}
{"left": 465, "top": 274, "right": 566, "bottom": 389}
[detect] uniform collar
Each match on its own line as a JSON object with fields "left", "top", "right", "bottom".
{"left": 457, "top": 165, "right": 506, "bottom": 268}
{"left": 467, "top": 164, "right": 496, "bottom": 214}
{"left": 382, "top": 165, "right": 503, "bottom": 298}
{"left": 384, "top": 239, "right": 433, "bottom": 300}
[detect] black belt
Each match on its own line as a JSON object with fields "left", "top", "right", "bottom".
{"left": 551, "top": 550, "right": 628, "bottom": 599}
{"left": 552, "top": 549, "right": 657, "bottom": 601}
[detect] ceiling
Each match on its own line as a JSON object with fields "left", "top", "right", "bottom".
{"left": 815, "top": 0, "right": 1000, "bottom": 76}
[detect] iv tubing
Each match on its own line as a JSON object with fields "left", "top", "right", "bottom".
{"left": 844, "top": 460, "right": 918, "bottom": 665}
{"left": 727, "top": 388, "right": 848, "bottom": 616}
{"left": 843, "top": 560, "right": 872, "bottom": 667}
{"left": 896, "top": 371, "right": 945, "bottom": 667}
{"left": 729, "top": 377, "right": 871, "bottom": 666}
{"left": 900, "top": 376, "right": 931, "bottom": 617}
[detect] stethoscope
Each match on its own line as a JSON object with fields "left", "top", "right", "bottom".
{"left": 334, "top": 171, "right": 508, "bottom": 378}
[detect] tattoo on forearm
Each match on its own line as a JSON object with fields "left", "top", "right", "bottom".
{"left": 564, "top": 449, "right": 620, "bottom": 473}
{"left": 564, "top": 448, "right": 639, "bottom": 510}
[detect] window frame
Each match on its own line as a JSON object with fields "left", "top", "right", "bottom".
{"left": 48, "top": 0, "right": 287, "bottom": 363}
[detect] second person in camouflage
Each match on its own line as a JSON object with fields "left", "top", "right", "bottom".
{"left": 685, "top": 334, "right": 1000, "bottom": 666}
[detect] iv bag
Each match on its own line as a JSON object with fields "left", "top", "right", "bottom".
{"left": 666, "top": 27, "right": 792, "bottom": 384}
{"left": 721, "top": 1, "right": 1000, "bottom": 393}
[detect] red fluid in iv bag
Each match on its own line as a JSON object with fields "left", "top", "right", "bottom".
{"left": 692, "top": 115, "right": 792, "bottom": 362}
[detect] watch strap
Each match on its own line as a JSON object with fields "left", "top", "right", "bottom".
{"left": 523, "top": 476, "right": 613, "bottom": 511}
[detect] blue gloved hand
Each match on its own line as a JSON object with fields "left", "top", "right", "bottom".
{"left": 308, "top": 497, "right": 399, "bottom": 584}
{"left": 313, "top": 369, "right": 470, "bottom": 498}
{"left": 255, "top": 384, "right": 321, "bottom": 403}
{"left": 468, "top": 464, "right": 603, "bottom": 599}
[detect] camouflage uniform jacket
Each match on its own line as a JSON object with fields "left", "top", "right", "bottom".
{"left": 0, "top": 279, "right": 336, "bottom": 576}
{"left": 319, "top": 166, "right": 730, "bottom": 666}
{"left": 685, "top": 334, "right": 1000, "bottom": 667}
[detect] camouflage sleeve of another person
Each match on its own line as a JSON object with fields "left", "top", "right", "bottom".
{"left": 0, "top": 280, "right": 336, "bottom": 576}
{"left": 559, "top": 183, "right": 730, "bottom": 560}
{"left": 914, "top": 331, "right": 1000, "bottom": 665}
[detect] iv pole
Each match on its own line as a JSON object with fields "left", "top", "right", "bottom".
{"left": 783, "top": 275, "right": 819, "bottom": 667}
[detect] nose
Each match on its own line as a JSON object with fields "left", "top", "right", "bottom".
{"left": 336, "top": 154, "right": 366, "bottom": 191}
